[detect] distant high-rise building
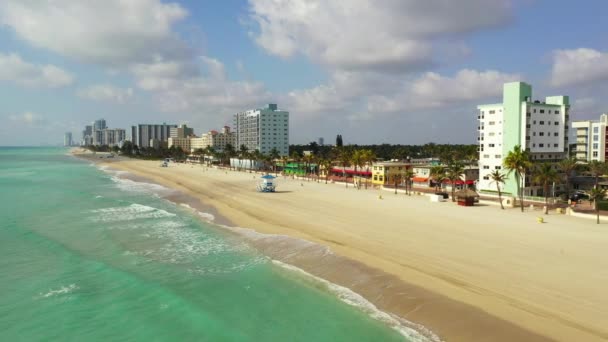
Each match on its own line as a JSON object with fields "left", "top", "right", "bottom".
{"left": 92, "top": 119, "right": 107, "bottom": 145}
{"left": 101, "top": 128, "right": 126, "bottom": 147}
{"left": 318, "top": 137, "right": 324, "bottom": 146}
{"left": 170, "top": 124, "right": 194, "bottom": 139}
{"left": 234, "top": 104, "right": 289, "bottom": 156}
{"left": 93, "top": 119, "right": 106, "bottom": 131}
{"left": 81, "top": 125, "right": 92, "bottom": 145}
{"left": 64, "top": 132, "right": 73, "bottom": 147}
{"left": 131, "top": 123, "right": 177, "bottom": 148}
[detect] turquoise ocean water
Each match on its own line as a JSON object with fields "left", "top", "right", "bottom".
{"left": 0, "top": 147, "right": 415, "bottom": 341}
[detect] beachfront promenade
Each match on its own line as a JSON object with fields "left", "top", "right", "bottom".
{"left": 95, "top": 158, "right": 608, "bottom": 342}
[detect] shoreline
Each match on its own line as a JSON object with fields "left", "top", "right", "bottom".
{"left": 73, "top": 151, "right": 608, "bottom": 342}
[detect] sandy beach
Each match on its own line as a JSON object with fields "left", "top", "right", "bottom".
{"left": 85, "top": 154, "right": 608, "bottom": 341}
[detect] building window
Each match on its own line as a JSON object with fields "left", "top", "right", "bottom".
{"left": 554, "top": 121, "right": 559, "bottom": 126}
{"left": 489, "top": 143, "right": 495, "bottom": 147}
{"left": 539, "top": 132, "right": 544, "bottom": 136}
{"left": 555, "top": 110, "right": 560, "bottom": 114}
{"left": 533, "top": 120, "right": 536, "bottom": 124}
{"left": 539, "top": 121, "right": 544, "bottom": 125}
{"left": 554, "top": 132, "right": 558, "bottom": 137}
{"left": 483, "top": 165, "right": 489, "bottom": 169}
{"left": 540, "top": 109, "right": 545, "bottom": 113}
{"left": 495, "top": 166, "right": 501, "bottom": 169}
{"left": 594, "top": 135, "right": 599, "bottom": 141}
{"left": 489, "top": 121, "right": 495, "bottom": 125}
{"left": 495, "top": 155, "right": 501, "bottom": 158}
{"left": 594, "top": 127, "right": 599, "bottom": 133}
{"left": 526, "top": 136, "right": 530, "bottom": 140}
{"left": 489, "top": 110, "right": 495, "bottom": 114}
{"left": 539, "top": 143, "right": 544, "bottom": 147}
{"left": 554, "top": 144, "right": 558, "bottom": 148}
{"left": 483, "top": 176, "right": 489, "bottom": 180}
{"left": 533, "top": 109, "right": 537, "bottom": 113}
{"left": 593, "top": 143, "right": 599, "bottom": 149}
{"left": 593, "top": 151, "right": 599, "bottom": 157}
{"left": 483, "top": 154, "right": 490, "bottom": 158}
{"left": 533, "top": 132, "right": 536, "bottom": 136}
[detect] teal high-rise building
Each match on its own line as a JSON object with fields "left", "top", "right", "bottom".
{"left": 477, "top": 82, "right": 569, "bottom": 198}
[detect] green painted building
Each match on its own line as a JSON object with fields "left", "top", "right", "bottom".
{"left": 477, "top": 82, "right": 569, "bottom": 197}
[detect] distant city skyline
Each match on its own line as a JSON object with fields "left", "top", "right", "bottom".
{"left": 1, "top": 1, "right": 608, "bottom": 146}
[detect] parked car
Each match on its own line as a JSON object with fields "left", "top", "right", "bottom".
{"left": 570, "top": 192, "right": 589, "bottom": 202}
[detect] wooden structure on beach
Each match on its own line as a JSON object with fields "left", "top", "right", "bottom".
{"left": 455, "top": 189, "right": 479, "bottom": 206}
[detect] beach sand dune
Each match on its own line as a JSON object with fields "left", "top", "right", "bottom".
{"left": 101, "top": 159, "right": 608, "bottom": 342}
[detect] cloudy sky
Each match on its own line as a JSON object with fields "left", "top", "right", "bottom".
{"left": 1, "top": 0, "right": 607, "bottom": 146}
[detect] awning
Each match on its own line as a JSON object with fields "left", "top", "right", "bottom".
{"left": 331, "top": 168, "right": 372, "bottom": 176}
{"left": 412, "top": 177, "right": 429, "bottom": 182}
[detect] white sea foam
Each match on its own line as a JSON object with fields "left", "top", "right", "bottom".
{"left": 38, "top": 284, "right": 79, "bottom": 299}
{"left": 110, "top": 176, "right": 170, "bottom": 194}
{"left": 179, "top": 203, "right": 215, "bottom": 222}
{"left": 89, "top": 203, "right": 176, "bottom": 222}
{"left": 272, "top": 261, "right": 441, "bottom": 342}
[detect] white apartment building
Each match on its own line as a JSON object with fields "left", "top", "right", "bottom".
{"left": 572, "top": 114, "right": 608, "bottom": 162}
{"left": 477, "top": 82, "right": 569, "bottom": 197}
{"left": 64, "top": 132, "right": 73, "bottom": 147}
{"left": 234, "top": 104, "right": 289, "bottom": 156}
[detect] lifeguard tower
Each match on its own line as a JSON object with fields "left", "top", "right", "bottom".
{"left": 257, "top": 174, "right": 276, "bottom": 192}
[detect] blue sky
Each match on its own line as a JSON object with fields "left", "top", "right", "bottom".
{"left": 1, "top": 0, "right": 607, "bottom": 146}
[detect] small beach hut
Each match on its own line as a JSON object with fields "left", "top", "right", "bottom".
{"left": 257, "top": 174, "right": 276, "bottom": 192}
{"left": 455, "top": 189, "right": 479, "bottom": 206}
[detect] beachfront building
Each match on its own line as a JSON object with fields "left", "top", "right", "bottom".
{"left": 170, "top": 124, "right": 194, "bottom": 139}
{"left": 198, "top": 126, "right": 236, "bottom": 152}
{"left": 571, "top": 114, "right": 608, "bottom": 162}
{"left": 371, "top": 162, "right": 410, "bottom": 186}
{"left": 131, "top": 123, "right": 177, "bottom": 148}
{"left": 99, "top": 128, "right": 126, "bottom": 147}
{"left": 64, "top": 132, "right": 73, "bottom": 147}
{"left": 91, "top": 119, "right": 107, "bottom": 146}
{"left": 234, "top": 104, "right": 289, "bottom": 156}
{"left": 477, "top": 82, "right": 569, "bottom": 197}
{"left": 167, "top": 137, "right": 195, "bottom": 152}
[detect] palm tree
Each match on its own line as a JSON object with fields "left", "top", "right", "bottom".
{"left": 532, "top": 163, "right": 560, "bottom": 214}
{"left": 360, "top": 149, "right": 375, "bottom": 189}
{"left": 403, "top": 169, "right": 415, "bottom": 196}
{"left": 558, "top": 157, "right": 578, "bottom": 199}
{"left": 589, "top": 187, "right": 606, "bottom": 224}
{"left": 391, "top": 173, "right": 402, "bottom": 194}
{"left": 430, "top": 166, "right": 445, "bottom": 192}
{"left": 446, "top": 163, "right": 465, "bottom": 202}
{"left": 488, "top": 170, "right": 507, "bottom": 209}
{"left": 338, "top": 147, "right": 352, "bottom": 188}
{"left": 503, "top": 145, "right": 532, "bottom": 212}
{"left": 268, "top": 148, "right": 280, "bottom": 175}
{"left": 280, "top": 155, "right": 289, "bottom": 175}
{"left": 224, "top": 143, "right": 235, "bottom": 169}
{"left": 320, "top": 158, "right": 333, "bottom": 184}
{"left": 587, "top": 160, "right": 607, "bottom": 190}
{"left": 238, "top": 144, "right": 249, "bottom": 171}
{"left": 303, "top": 153, "right": 314, "bottom": 181}
{"left": 351, "top": 150, "right": 365, "bottom": 189}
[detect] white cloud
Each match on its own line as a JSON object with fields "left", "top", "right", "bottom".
{"left": 77, "top": 84, "right": 134, "bottom": 104}
{"left": 0, "top": 52, "right": 74, "bottom": 88}
{"left": 133, "top": 56, "right": 271, "bottom": 113}
{"left": 550, "top": 48, "right": 608, "bottom": 87}
{"left": 0, "top": 0, "right": 190, "bottom": 67}
{"left": 367, "top": 69, "right": 521, "bottom": 113}
{"left": 248, "top": 0, "right": 513, "bottom": 72}
{"left": 9, "top": 111, "right": 46, "bottom": 125}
